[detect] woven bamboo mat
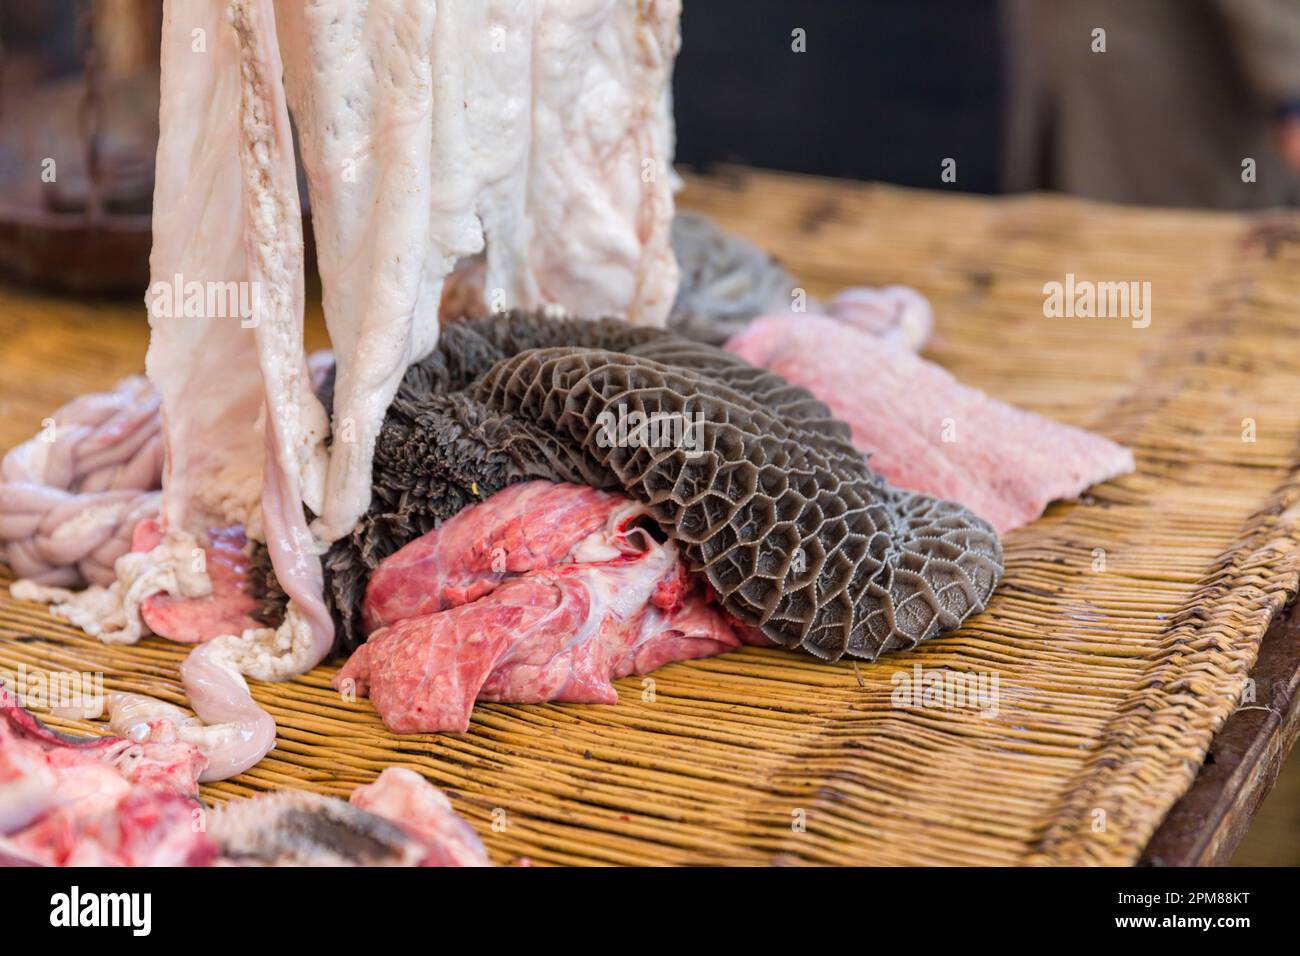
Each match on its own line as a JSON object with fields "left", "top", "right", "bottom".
{"left": 2, "top": 168, "right": 1300, "bottom": 865}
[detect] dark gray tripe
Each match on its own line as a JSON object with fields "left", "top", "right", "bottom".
{"left": 206, "top": 791, "right": 431, "bottom": 866}
{"left": 667, "top": 212, "right": 800, "bottom": 345}
{"left": 293, "top": 312, "right": 1002, "bottom": 663}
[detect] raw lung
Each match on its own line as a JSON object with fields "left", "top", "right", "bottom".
{"left": 336, "top": 481, "right": 742, "bottom": 733}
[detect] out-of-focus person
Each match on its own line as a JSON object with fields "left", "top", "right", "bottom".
{"left": 1003, "top": 0, "right": 1300, "bottom": 208}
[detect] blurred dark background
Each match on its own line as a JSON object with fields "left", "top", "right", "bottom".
{"left": 4, "top": 0, "right": 1300, "bottom": 211}
{"left": 673, "top": 0, "right": 1300, "bottom": 209}
{"left": 673, "top": 0, "right": 1004, "bottom": 193}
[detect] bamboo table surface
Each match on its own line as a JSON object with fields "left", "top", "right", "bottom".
{"left": 2, "top": 167, "right": 1299, "bottom": 866}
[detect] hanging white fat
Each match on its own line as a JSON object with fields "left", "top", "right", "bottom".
{"left": 147, "top": 0, "right": 680, "bottom": 559}
{"left": 277, "top": 0, "right": 682, "bottom": 544}
{"left": 143, "top": 0, "right": 332, "bottom": 652}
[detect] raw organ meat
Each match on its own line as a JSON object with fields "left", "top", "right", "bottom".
{"left": 7, "top": 789, "right": 212, "bottom": 868}
{"left": 307, "top": 313, "right": 1002, "bottom": 661}
{"left": 0, "top": 691, "right": 486, "bottom": 866}
{"left": 726, "top": 314, "right": 1135, "bottom": 533}
{"left": 336, "top": 482, "right": 740, "bottom": 733}
{"left": 362, "top": 481, "right": 636, "bottom": 634}
{"left": 0, "top": 375, "right": 161, "bottom": 587}
{"left": 0, "top": 687, "right": 214, "bottom": 866}
{"left": 209, "top": 767, "right": 488, "bottom": 867}
{"left": 135, "top": 521, "right": 261, "bottom": 643}
{"left": 344, "top": 767, "right": 488, "bottom": 867}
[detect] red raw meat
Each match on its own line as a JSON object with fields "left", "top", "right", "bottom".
{"left": 727, "top": 314, "right": 1135, "bottom": 533}
{"left": 10, "top": 789, "right": 215, "bottom": 867}
{"left": 0, "top": 687, "right": 215, "bottom": 866}
{"left": 0, "top": 686, "right": 490, "bottom": 866}
{"left": 1, "top": 691, "right": 489, "bottom": 866}
{"left": 349, "top": 767, "right": 489, "bottom": 866}
{"left": 363, "top": 481, "right": 634, "bottom": 633}
{"left": 338, "top": 482, "right": 741, "bottom": 733}
{"left": 133, "top": 519, "right": 263, "bottom": 643}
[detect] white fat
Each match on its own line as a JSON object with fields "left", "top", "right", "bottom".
{"left": 570, "top": 536, "right": 624, "bottom": 564}
{"left": 570, "top": 500, "right": 653, "bottom": 564}
{"left": 12, "top": 580, "right": 126, "bottom": 641}
{"left": 200, "top": 603, "right": 318, "bottom": 683}
{"left": 195, "top": 458, "right": 266, "bottom": 541}
{"left": 566, "top": 530, "right": 678, "bottom": 653}
{"left": 107, "top": 693, "right": 236, "bottom": 753}
{"left": 9, "top": 579, "right": 79, "bottom": 605}
{"left": 12, "top": 530, "right": 210, "bottom": 644}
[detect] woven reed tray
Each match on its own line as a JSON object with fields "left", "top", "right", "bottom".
{"left": 3, "top": 168, "right": 1300, "bottom": 866}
